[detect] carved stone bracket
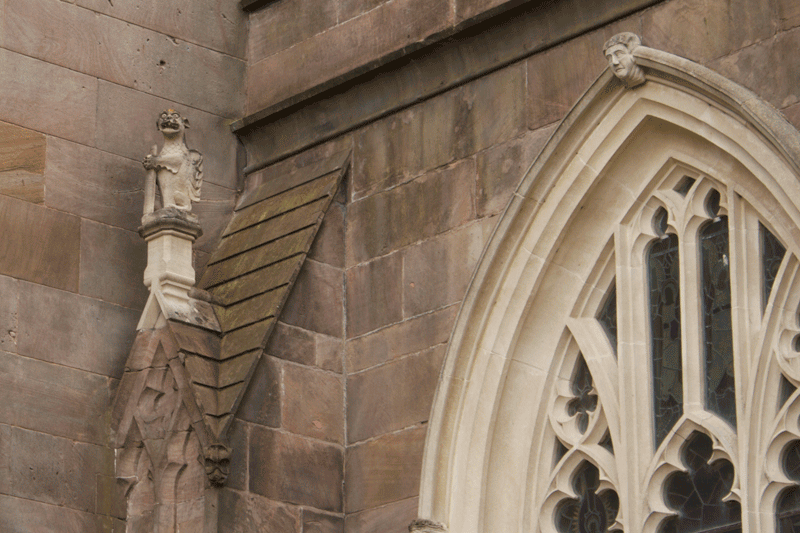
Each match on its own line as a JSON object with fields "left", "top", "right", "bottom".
{"left": 409, "top": 518, "right": 448, "bottom": 532}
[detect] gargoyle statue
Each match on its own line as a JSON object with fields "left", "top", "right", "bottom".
{"left": 142, "top": 110, "right": 203, "bottom": 215}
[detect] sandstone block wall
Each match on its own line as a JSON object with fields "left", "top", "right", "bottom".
{"left": 234, "top": 0, "right": 800, "bottom": 532}
{"left": 0, "top": 1, "right": 245, "bottom": 530}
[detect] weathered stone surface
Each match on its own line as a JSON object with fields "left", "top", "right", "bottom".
{"left": 9, "top": 427, "right": 112, "bottom": 512}
{"left": 454, "top": 0, "right": 515, "bottom": 23}
{"left": 402, "top": 220, "right": 495, "bottom": 318}
{"left": 246, "top": 0, "right": 452, "bottom": 114}
{"left": 710, "top": 28, "right": 800, "bottom": 110}
{"left": 0, "top": 121, "right": 45, "bottom": 204}
{"left": 250, "top": 427, "right": 344, "bottom": 512}
{"left": 75, "top": 0, "right": 247, "bottom": 58}
{"left": 346, "top": 305, "right": 457, "bottom": 372}
{"left": 80, "top": 220, "right": 148, "bottom": 310}
{"left": 476, "top": 126, "right": 555, "bottom": 217}
{"left": 0, "top": 275, "right": 19, "bottom": 354}
{"left": 17, "top": 282, "right": 138, "bottom": 377}
{"left": 0, "top": 351, "right": 111, "bottom": 445}
{"left": 237, "top": 355, "right": 281, "bottom": 428}
{"left": 282, "top": 260, "right": 343, "bottom": 338}
{"left": 0, "top": 424, "right": 10, "bottom": 494}
{"left": 265, "top": 322, "right": 344, "bottom": 371}
{"left": 302, "top": 509, "right": 344, "bottom": 533}
{"left": 45, "top": 137, "right": 143, "bottom": 231}
{"left": 778, "top": 0, "right": 800, "bottom": 30}
{"left": 347, "top": 159, "right": 477, "bottom": 265}
{"left": 308, "top": 202, "right": 345, "bottom": 268}
{"left": 283, "top": 364, "right": 343, "bottom": 444}
{"left": 783, "top": 102, "right": 800, "bottom": 131}
{"left": 219, "top": 489, "right": 301, "bottom": 533}
{"left": 193, "top": 184, "right": 237, "bottom": 254}
{"left": 0, "top": 494, "right": 118, "bottom": 533}
{"left": 4, "top": 0, "right": 245, "bottom": 117}
{"left": 344, "top": 497, "right": 419, "bottom": 533}
{"left": 353, "top": 65, "right": 525, "bottom": 200}
{"left": 345, "top": 426, "right": 426, "bottom": 512}
{"left": 346, "top": 253, "right": 402, "bottom": 338}
{"left": 95, "top": 472, "right": 126, "bottom": 520}
{"left": 0, "top": 49, "right": 97, "bottom": 146}
{"left": 0, "top": 195, "right": 81, "bottom": 292}
{"left": 347, "top": 346, "right": 446, "bottom": 443}
{"left": 96, "top": 81, "right": 241, "bottom": 190}
{"left": 249, "top": 0, "right": 337, "bottom": 63}
{"left": 642, "top": 0, "right": 776, "bottom": 63}
{"left": 227, "top": 420, "right": 248, "bottom": 491}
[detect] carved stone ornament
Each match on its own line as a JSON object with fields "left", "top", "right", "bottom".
{"left": 409, "top": 518, "right": 448, "bottom": 532}
{"left": 143, "top": 110, "right": 203, "bottom": 215}
{"left": 603, "top": 32, "right": 646, "bottom": 88}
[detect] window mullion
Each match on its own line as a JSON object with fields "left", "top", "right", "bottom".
{"left": 678, "top": 215, "right": 705, "bottom": 414}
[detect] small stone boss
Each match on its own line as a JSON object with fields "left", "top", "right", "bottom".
{"left": 142, "top": 110, "right": 203, "bottom": 215}
{"left": 603, "top": 32, "right": 646, "bottom": 88}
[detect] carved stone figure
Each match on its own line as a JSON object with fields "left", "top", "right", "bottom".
{"left": 143, "top": 110, "right": 203, "bottom": 215}
{"left": 603, "top": 32, "right": 646, "bottom": 88}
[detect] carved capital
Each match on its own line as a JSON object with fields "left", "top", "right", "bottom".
{"left": 409, "top": 518, "right": 448, "bottom": 532}
{"left": 603, "top": 32, "right": 646, "bottom": 88}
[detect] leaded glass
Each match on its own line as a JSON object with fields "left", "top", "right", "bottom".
{"left": 598, "top": 283, "right": 617, "bottom": 356}
{"left": 555, "top": 462, "right": 620, "bottom": 533}
{"left": 778, "top": 441, "right": 800, "bottom": 532}
{"left": 649, "top": 233, "right": 683, "bottom": 447}
{"left": 762, "top": 223, "right": 786, "bottom": 310}
{"left": 660, "top": 432, "right": 741, "bottom": 533}
{"left": 568, "top": 355, "right": 598, "bottom": 434}
{"left": 700, "top": 216, "right": 735, "bottom": 427}
{"left": 781, "top": 375, "right": 797, "bottom": 409}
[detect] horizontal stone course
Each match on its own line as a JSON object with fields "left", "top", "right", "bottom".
{"left": 0, "top": 121, "right": 46, "bottom": 204}
{"left": 0, "top": 195, "right": 81, "bottom": 292}
{"left": 347, "top": 346, "right": 446, "bottom": 444}
{"left": 344, "top": 497, "right": 418, "bottom": 533}
{"left": 237, "top": 355, "right": 281, "bottom": 428}
{"left": 249, "top": 426, "right": 344, "bottom": 512}
{"left": 345, "top": 425, "right": 426, "bottom": 513}
{"left": 402, "top": 220, "right": 495, "bottom": 319}
{"left": 283, "top": 363, "right": 344, "bottom": 444}
{"left": 245, "top": 0, "right": 452, "bottom": 114}
{"left": 302, "top": 508, "right": 344, "bottom": 533}
{"left": 281, "top": 260, "right": 344, "bottom": 338}
{"left": 0, "top": 49, "right": 98, "bottom": 146}
{"left": 266, "top": 322, "right": 343, "bottom": 372}
{"left": 8, "top": 427, "right": 112, "bottom": 513}
{"left": 219, "top": 489, "right": 302, "bottom": 533}
{"left": 248, "top": 0, "right": 337, "bottom": 64}
{"left": 0, "top": 351, "right": 111, "bottom": 445}
{"left": 345, "top": 253, "right": 402, "bottom": 338}
{"left": 4, "top": 0, "right": 245, "bottom": 117}
{"left": 0, "top": 493, "right": 122, "bottom": 533}
{"left": 75, "top": 0, "right": 247, "bottom": 58}
{"left": 79, "top": 219, "right": 148, "bottom": 310}
{"left": 346, "top": 159, "right": 477, "bottom": 265}
{"left": 17, "top": 282, "right": 138, "bottom": 377}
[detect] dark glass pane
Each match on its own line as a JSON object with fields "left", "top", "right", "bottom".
{"left": 675, "top": 177, "right": 696, "bottom": 196}
{"left": 778, "top": 441, "right": 800, "bottom": 532}
{"left": 599, "top": 431, "right": 614, "bottom": 454}
{"left": 568, "top": 355, "right": 598, "bottom": 434}
{"left": 649, "top": 233, "right": 683, "bottom": 447}
{"left": 555, "top": 439, "right": 569, "bottom": 466}
{"left": 598, "top": 283, "right": 618, "bottom": 356}
{"left": 701, "top": 216, "right": 736, "bottom": 427}
{"left": 781, "top": 375, "right": 798, "bottom": 409}
{"left": 555, "top": 462, "right": 619, "bottom": 533}
{"left": 660, "top": 432, "right": 741, "bottom": 533}
{"left": 762, "top": 223, "right": 786, "bottom": 310}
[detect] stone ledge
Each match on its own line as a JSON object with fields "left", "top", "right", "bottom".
{"left": 233, "top": 0, "right": 663, "bottom": 173}
{"left": 240, "top": 0, "right": 281, "bottom": 12}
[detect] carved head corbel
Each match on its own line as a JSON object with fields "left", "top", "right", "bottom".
{"left": 603, "top": 32, "right": 646, "bottom": 88}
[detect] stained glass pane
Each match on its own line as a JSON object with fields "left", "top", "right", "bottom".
{"left": 778, "top": 441, "right": 800, "bottom": 532}
{"left": 701, "top": 216, "right": 735, "bottom": 427}
{"left": 598, "top": 283, "right": 618, "bottom": 356}
{"left": 649, "top": 233, "right": 683, "bottom": 447}
{"left": 762, "top": 223, "right": 787, "bottom": 310}
{"left": 660, "top": 432, "right": 741, "bottom": 533}
{"left": 556, "top": 462, "right": 620, "bottom": 533}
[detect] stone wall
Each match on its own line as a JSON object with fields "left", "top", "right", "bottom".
{"left": 233, "top": 0, "right": 800, "bottom": 532}
{"left": 0, "top": 1, "right": 245, "bottom": 530}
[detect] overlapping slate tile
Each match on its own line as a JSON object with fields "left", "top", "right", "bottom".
{"left": 184, "top": 149, "right": 350, "bottom": 440}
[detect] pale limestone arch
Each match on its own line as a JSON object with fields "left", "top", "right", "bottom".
{"left": 418, "top": 41, "right": 800, "bottom": 533}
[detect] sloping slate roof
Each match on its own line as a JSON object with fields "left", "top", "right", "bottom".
{"left": 186, "top": 149, "right": 350, "bottom": 440}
